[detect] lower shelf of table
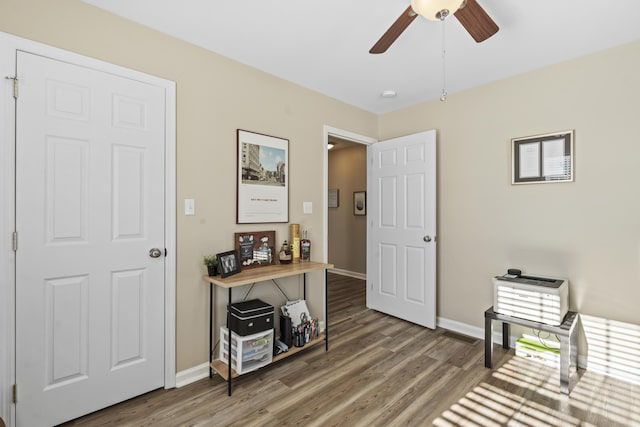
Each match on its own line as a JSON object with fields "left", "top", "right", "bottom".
{"left": 211, "top": 332, "right": 326, "bottom": 380}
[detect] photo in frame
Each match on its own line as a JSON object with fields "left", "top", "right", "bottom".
{"left": 216, "top": 250, "right": 241, "bottom": 278}
{"left": 234, "top": 230, "right": 276, "bottom": 269}
{"left": 512, "top": 130, "right": 574, "bottom": 184}
{"left": 328, "top": 188, "right": 339, "bottom": 208}
{"left": 237, "top": 129, "right": 289, "bottom": 223}
{"left": 353, "top": 191, "right": 366, "bottom": 216}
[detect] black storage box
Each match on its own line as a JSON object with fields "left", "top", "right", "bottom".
{"left": 228, "top": 299, "right": 274, "bottom": 336}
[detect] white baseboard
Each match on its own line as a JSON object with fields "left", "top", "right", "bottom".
{"left": 437, "top": 316, "right": 485, "bottom": 340}
{"left": 175, "top": 362, "right": 210, "bottom": 388}
{"left": 329, "top": 268, "right": 366, "bottom": 280}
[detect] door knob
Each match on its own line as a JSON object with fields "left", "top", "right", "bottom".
{"left": 423, "top": 236, "right": 432, "bottom": 242}
{"left": 149, "top": 248, "right": 163, "bottom": 258}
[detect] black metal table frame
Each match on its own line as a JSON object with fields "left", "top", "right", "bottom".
{"left": 208, "top": 269, "right": 329, "bottom": 396}
{"left": 484, "top": 306, "right": 578, "bottom": 394}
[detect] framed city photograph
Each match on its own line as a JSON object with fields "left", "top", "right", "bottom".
{"left": 512, "top": 130, "right": 574, "bottom": 184}
{"left": 236, "top": 129, "right": 289, "bottom": 223}
{"left": 216, "top": 250, "right": 241, "bottom": 278}
{"left": 353, "top": 191, "right": 366, "bottom": 216}
{"left": 234, "top": 230, "right": 276, "bottom": 269}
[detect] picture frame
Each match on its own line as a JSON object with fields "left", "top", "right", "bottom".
{"left": 512, "top": 130, "right": 574, "bottom": 184}
{"left": 216, "top": 250, "right": 241, "bottom": 278}
{"left": 234, "top": 230, "right": 276, "bottom": 269}
{"left": 353, "top": 191, "right": 366, "bottom": 216}
{"left": 236, "top": 129, "right": 289, "bottom": 223}
{"left": 328, "top": 188, "right": 339, "bottom": 208}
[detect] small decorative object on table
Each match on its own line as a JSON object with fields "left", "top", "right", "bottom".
{"left": 300, "top": 230, "right": 311, "bottom": 262}
{"left": 278, "top": 240, "right": 292, "bottom": 264}
{"left": 290, "top": 223, "right": 300, "bottom": 264}
{"left": 203, "top": 255, "right": 218, "bottom": 277}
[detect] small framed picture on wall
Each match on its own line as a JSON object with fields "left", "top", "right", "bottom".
{"left": 353, "top": 191, "right": 366, "bottom": 216}
{"left": 512, "top": 130, "right": 574, "bottom": 184}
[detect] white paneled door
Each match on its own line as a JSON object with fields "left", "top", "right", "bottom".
{"left": 15, "top": 51, "right": 166, "bottom": 426}
{"left": 367, "top": 131, "right": 437, "bottom": 328}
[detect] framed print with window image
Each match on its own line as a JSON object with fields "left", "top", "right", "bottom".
{"left": 512, "top": 130, "right": 574, "bottom": 184}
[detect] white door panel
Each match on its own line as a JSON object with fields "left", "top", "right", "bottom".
{"left": 15, "top": 51, "right": 165, "bottom": 426}
{"left": 367, "top": 131, "right": 436, "bottom": 328}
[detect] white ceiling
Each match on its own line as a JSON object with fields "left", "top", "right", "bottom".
{"left": 83, "top": 0, "right": 640, "bottom": 114}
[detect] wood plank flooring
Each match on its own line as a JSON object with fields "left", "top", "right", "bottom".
{"left": 61, "top": 273, "right": 640, "bottom": 426}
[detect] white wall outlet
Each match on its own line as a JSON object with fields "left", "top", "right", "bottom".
{"left": 184, "top": 199, "right": 195, "bottom": 215}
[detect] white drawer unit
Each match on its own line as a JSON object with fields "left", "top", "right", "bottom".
{"left": 219, "top": 327, "right": 273, "bottom": 375}
{"left": 493, "top": 274, "right": 568, "bottom": 326}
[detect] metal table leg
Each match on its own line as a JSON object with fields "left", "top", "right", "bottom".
{"left": 559, "top": 312, "right": 579, "bottom": 394}
{"left": 227, "top": 287, "right": 232, "bottom": 396}
{"left": 325, "top": 269, "right": 329, "bottom": 351}
{"left": 209, "top": 283, "right": 213, "bottom": 378}
{"left": 502, "top": 322, "right": 510, "bottom": 349}
{"left": 484, "top": 312, "right": 493, "bottom": 368}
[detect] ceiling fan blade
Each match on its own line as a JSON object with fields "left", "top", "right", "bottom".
{"left": 369, "top": 6, "right": 418, "bottom": 54}
{"left": 454, "top": 0, "right": 499, "bottom": 43}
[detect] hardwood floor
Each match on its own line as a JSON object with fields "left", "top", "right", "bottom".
{"left": 61, "top": 273, "right": 640, "bottom": 426}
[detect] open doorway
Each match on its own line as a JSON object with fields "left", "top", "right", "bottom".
{"left": 322, "top": 126, "right": 375, "bottom": 338}
{"left": 322, "top": 126, "right": 377, "bottom": 279}
{"left": 327, "top": 137, "right": 367, "bottom": 278}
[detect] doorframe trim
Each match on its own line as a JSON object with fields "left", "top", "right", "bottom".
{"left": 322, "top": 125, "right": 376, "bottom": 320}
{"left": 322, "top": 125, "right": 377, "bottom": 261}
{"left": 0, "top": 32, "right": 177, "bottom": 425}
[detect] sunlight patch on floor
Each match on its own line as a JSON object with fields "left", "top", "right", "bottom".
{"left": 433, "top": 355, "right": 640, "bottom": 426}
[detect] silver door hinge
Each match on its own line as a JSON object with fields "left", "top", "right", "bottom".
{"left": 5, "top": 76, "right": 18, "bottom": 98}
{"left": 12, "top": 231, "right": 18, "bottom": 252}
{"left": 13, "top": 383, "right": 17, "bottom": 403}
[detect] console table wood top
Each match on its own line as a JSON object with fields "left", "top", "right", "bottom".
{"left": 202, "top": 261, "right": 333, "bottom": 289}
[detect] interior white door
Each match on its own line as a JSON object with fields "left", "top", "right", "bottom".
{"left": 367, "top": 130, "right": 436, "bottom": 328}
{"left": 15, "top": 51, "right": 166, "bottom": 426}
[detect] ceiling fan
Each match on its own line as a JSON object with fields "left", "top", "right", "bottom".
{"left": 370, "top": 0, "right": 499, "bottom": 54}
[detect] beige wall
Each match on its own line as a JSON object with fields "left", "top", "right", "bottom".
{"left": 328, "top": 144, "right": 367, "bottom": 274}
{"left": 0, "top": 0, "right": 377, "bottom": 371}
{"left": 379, "top": 40, "right": 640, "bottom": 329}
{"left": 4, "top": 0, "right": 640, "bottom": 376}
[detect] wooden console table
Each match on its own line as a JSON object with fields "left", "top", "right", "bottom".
{"left": 203, "top": 261, "right": 333, "bottom": 396}
{"left": 484, "top": 306, "right": 579, "bottom": 394}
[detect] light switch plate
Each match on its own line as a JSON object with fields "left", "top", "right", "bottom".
{"left": 184, "top": 199, "right": 195, "bottom": 215}
{"left": 303, "top": 201, "right": 312, "bottom": 214}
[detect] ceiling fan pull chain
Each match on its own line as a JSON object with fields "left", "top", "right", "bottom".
{"left": 440, "top": 16, "right": 448, "bottom": 102}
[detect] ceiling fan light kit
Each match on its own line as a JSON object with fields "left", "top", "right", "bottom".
{"left": 410, "top": 0, "right": 464, "bottom": 21}
{"left": 369, "top": 0, "right": 498, "bottom": 54}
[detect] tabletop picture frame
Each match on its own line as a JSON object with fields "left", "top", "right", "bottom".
{"left": 236, "top": 129, "right": 289, "bottom": 223}
{"left": 216, "top": 250, "right": 241, "bottom": 278}
{"left": 512, "top": 130, "right": 574, "bottom": 184}
{"left": 234, "top": 230, "right": 276, "bottom": 269}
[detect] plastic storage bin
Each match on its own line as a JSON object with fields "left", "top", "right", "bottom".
{"left": 219, "top": 327, "right": 273, "bottom": 374}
